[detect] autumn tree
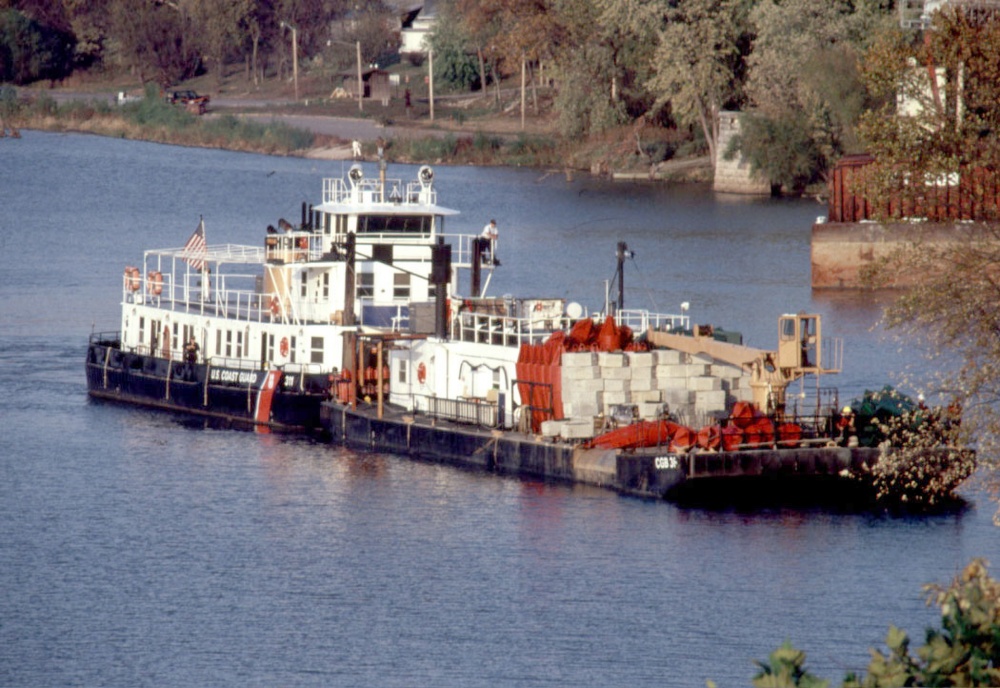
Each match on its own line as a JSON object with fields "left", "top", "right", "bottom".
{"left": 857, "top": 7, "right": 1000, "bottom": 511}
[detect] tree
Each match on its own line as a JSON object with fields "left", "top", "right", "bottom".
{"left": 857, "top": 8, "right": 1000, "bottom": 503}
{"left": 107, "top": 0, "right": 200, "bottom": 86}
{"left": 0, "top": 7, "right": 75, "bottom": 84}
{"left": 646, "top": 0, "right": 748, "bottom": 166}
{"left": 733, "top": 0, "right": 892, "bottom": 190}
{"left": 427, "top": 2, "right": 481, "bottom": 91}
{"left": 190, "top": 0, "right": 254, "bottom": 85}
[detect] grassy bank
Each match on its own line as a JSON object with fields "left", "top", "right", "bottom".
{"left": 2, "top": 84, "right": 569, "bottom": 168}
{"left": 3, "top": 86, "right": 317, "bottom": 154}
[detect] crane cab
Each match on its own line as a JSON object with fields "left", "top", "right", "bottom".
{"left": 778, "top": 313, "right": 823, "bottom": 371}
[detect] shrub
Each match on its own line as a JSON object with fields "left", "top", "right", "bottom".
{"left": 738, "top": 560, "right": 1000, "bottom": 688}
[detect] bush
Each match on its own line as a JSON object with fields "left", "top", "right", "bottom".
{"left": 737, "top": 560, "right": 1000, "bottom": 688}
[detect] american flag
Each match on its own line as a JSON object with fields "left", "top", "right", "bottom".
{"left": 182, "top": 218, "right": 207, "bottom": 271}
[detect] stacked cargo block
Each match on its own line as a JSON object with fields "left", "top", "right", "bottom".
{"left": 560, "top": 349, "right": 752, "bottom": 429}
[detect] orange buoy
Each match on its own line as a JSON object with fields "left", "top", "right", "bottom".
{"left": 697, "top": 425, "right": 721, "bottom": 450}
{"left": 124, "top": 266, "right": 140, "bottom": 291}
{"left": 721, "top": 425, "right": 743, "bottom": 451}
{"left": 147, "top": 271, "right": 163, "bottom": 296}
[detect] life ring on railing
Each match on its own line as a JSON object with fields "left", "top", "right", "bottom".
{"left": 279, "top": 336, "right": 289, "bottom": 357}
{"left": 533, "top": 302, "right": 543, "bottom": 312}
{"left": 417, "top": 361, "right": 426, "bottom": 384}
{"left": 124, "top": 266, "right": 140, "bottom": 292}
{"left": 270, "top": 296, "right": 280, "bottom": 317}
{"left": 297, "top": 236, "right": 308, "bottom": 250}
{"left": 147, "top": 271, "right": 163, "bottom": 296}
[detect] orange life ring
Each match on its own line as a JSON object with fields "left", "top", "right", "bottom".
{"left": 297, "top": 236, "right": 308, "bottom": 250}
{"left": 417, "top": 361, "right": 426, "bottom": 384}
{"left": 270, "top": 296, "right": 280, "bottom": 317}
{"left": 124, "top": 266, "right": 140, "bottom": 291}
{"left": 533, "top": 302, "right": 543, "bottom": 312}
{"left": 147, "top": 271, "right": 163, "bottom": 296}
{"left": 279, "top": 336, "right": 289, "bottom": 357}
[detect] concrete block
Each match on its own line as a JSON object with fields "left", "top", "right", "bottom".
{"left": 662, "top": 389, "right": 693, "bottom": 407}
{"left": 540, "top": 419, "right": 564, "bottom": 437}
{"left": 565, "top": 379, "right": 605, "bottom": 396}
{"left": 691, "top": 353, "right": 715, "bottom": 366}
{"left": 695, "top": 390, "right": 727, "bottom": 408}
{"left": 633, "top": 390, "right": 662, "bottom": 403}
{"left": 710, "top": 363, "right": 745, "bottom": 378}
{"left": 563, "top": 365, "right": 600, "bottom": 380}
{"left": 629, "top": 376, "right": 654, "bottom": 392}
{"left": 562, "top": 351, "right": 597, "bottom": 367}
{"left": 601, "top": 367, "right": 632, "bottom": 381}
{"left": 688, "top": 376, "right": 722, "bottom": 392}
{"left": 561, "top": 420, "right": 595, "bottom": 440}
{"left": 654, "top": 349, "right": 683, "bottom": 365}
{"left": 604, "top": 378, "right": 630, "bottom": 393}
{"left": 655, "top": 364, "right": 689, "bottom": 379}
{"left": 567, "top": 400, "right": 599, "bottom": 418}
{"left": 598, "top": 352, "right": 627, "bottom": 367}
{"left": 656, "top": 363, "right": 709, "bottom": 379}
{"left": 627, "top": 352, "right": 655, "bottom": 368}
{"left": 638, "top": 401, "right": 665, "bottom": 420}
{"left": 601, "top": 391, "right": 630, "bottom": 406}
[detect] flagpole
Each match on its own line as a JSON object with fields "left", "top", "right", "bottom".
{"left": 199, "top": 216, "right": 206, "bottom": 309}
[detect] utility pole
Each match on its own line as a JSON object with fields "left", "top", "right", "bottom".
{"left": 280, "top": 21, "right": 299, "bottom": 101}
{"left": 356, "top": 40, "right": 363, "bottom": 112}
{"left": 428, "top": 50, "right": 435, "bottom": 121}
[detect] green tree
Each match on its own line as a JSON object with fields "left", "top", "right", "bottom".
{"left": 0, "top": 7, "right": 75, "bottom": 84}
{"left": 733, "top": 0, "right": 891, "bottom": 190}
{"left": 427, "top": 2, "right": 481, "bottom": 91}
{"left": 646, "top": 0, "right": 748, "bottom": 166}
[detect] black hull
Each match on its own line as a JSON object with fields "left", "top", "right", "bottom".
{"left": 86, "top": 340, "right": 327, "bottom": 432}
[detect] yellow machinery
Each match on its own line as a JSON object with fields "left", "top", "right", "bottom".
{"left": 647, "top": 313, "right": 842, "bottom": 417}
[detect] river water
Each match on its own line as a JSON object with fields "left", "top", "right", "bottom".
{"left": 0, "top": 130, "right": 995, "bottom": 687}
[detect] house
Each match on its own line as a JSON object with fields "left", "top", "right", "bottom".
{"left": 399, "top": 0, "right": 437, "bottom": 55}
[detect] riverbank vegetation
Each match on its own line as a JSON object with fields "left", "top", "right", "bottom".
{"left": 734, "top": 559, "right": 1000, "bottom": 688}
{"left": 0, "top": 0, "right": 900, "bottom": 184}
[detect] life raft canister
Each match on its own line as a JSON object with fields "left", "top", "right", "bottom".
{"left": 147, "top": 271, "right": 163, "bottom": 295}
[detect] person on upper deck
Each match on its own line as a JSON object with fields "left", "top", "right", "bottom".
{"left": 481, "top": 219, "right": 499, "bottom": 266}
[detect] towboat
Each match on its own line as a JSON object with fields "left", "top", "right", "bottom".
{"left": 87, "top": 158, "right": 972, "bottom": 504}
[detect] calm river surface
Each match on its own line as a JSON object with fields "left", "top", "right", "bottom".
{"left": 0, "top": 131, "right": 995, "bottom": 687}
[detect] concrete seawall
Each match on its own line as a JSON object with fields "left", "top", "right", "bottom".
{"left": 812, "top": 220, "right": 976, "bottom": 289}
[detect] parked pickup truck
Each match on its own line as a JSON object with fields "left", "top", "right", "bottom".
{"left": 165, "top": 89, "right": 210, "bottom": 114}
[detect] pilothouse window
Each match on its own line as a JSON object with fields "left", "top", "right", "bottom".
{"left": 357, "top": 215, "right": 431, "bottom": 235}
